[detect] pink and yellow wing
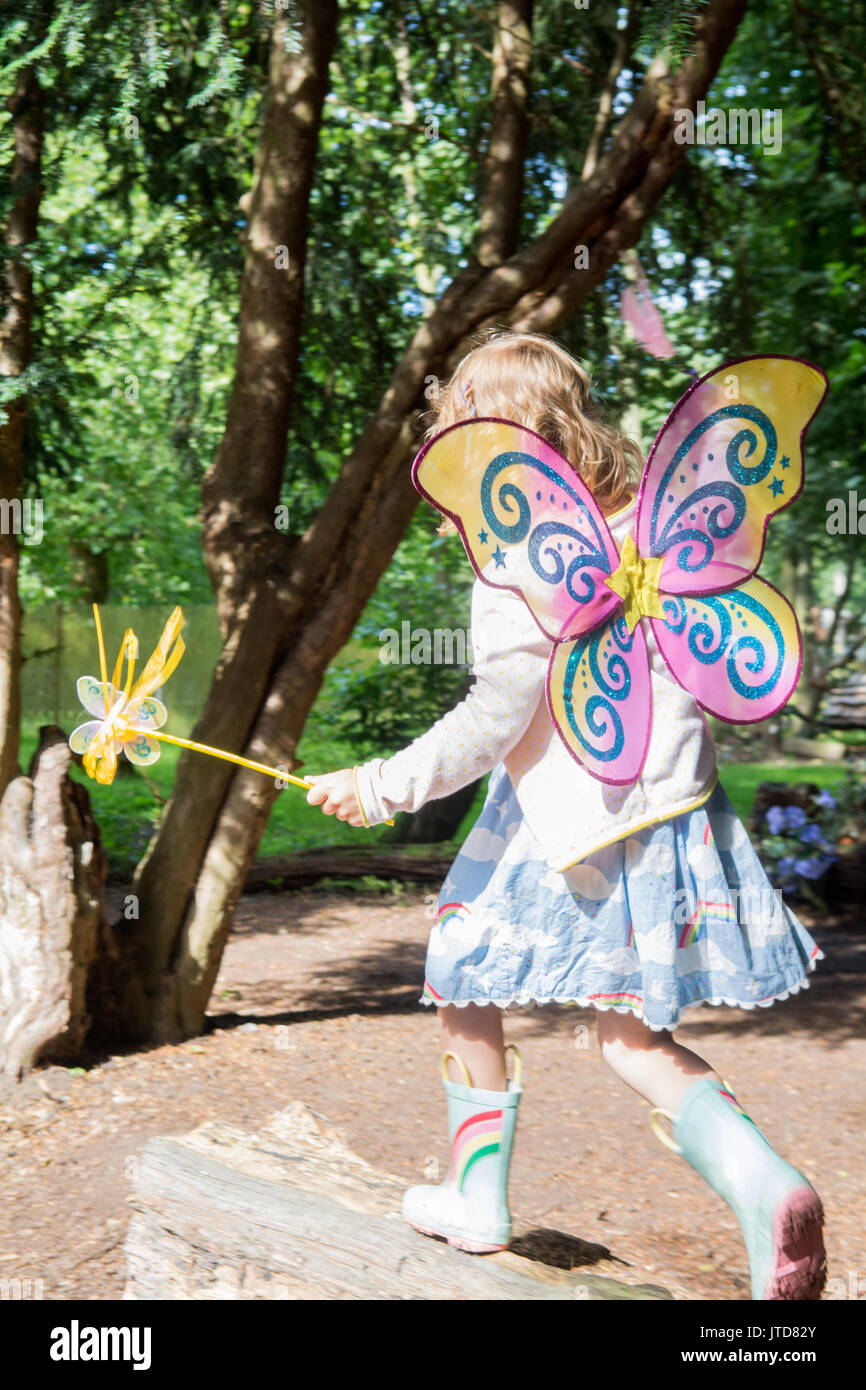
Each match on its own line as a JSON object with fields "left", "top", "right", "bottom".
{"left": 546, "top": 613, "right": 652, "bottom": 784}
{"left": 635, "top": 356, "right": 828, "bottom": 595}
{"left": 412, "top": 417, "right": 621, "bottom": 641}
{"left": 650, "top": 576, "right": 801, "bottom": 724}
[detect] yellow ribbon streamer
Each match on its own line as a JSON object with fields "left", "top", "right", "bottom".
{"left": 128, "top": 605, "right": 186, "bottom": 701}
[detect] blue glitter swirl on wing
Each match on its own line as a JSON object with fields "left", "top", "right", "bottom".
{"left": 559, "top": 617, "right": 633, "bottom": 761}
{"left": 650, "top": 405, "right": 777, "bottom": 575}
{"left": 656, "top": 482, "right": 746, "bottom": 574}
{"left": 480, "top": 451, "right": 610, "bottom": 606}
{"left": 659, "top": 588, "right": 784, "bottom": 700}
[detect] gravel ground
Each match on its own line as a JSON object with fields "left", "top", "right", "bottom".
{"left": 1, "top": 887, "right": 863, "bottom": 1302}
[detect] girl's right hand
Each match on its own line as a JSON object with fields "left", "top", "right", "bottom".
{"left": 305, "top": 768, "right": 366, "bottom": 827}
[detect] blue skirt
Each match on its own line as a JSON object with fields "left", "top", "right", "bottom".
{"left": 422, "top": 766, "right": 823, "bottom": 1031}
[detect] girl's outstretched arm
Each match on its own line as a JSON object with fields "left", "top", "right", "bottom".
{"left": 335, "top": 579, "right": 551, "bottom": 827}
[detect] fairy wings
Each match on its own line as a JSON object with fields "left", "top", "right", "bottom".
{"left": 411, "top": 355, "right": 828, "bottom": 786}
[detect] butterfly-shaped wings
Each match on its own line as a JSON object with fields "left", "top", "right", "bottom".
{"left": 412, "top": 356, "right": 827, "bottom": 783}
{"left": 70, "top": 675, "right": 166, "bottom": 768}
{"left": 636, "top": 355, "right": 826, "bottom": 724}
{"left": 636, "top": 355, "right": 826, "bottom": 594}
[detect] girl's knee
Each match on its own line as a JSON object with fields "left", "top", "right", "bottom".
{"left": 596, "top": 1009, "right": 673, "bottom": 1067}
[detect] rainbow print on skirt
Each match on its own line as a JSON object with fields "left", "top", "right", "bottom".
{"left": 421, "top": 765, "right": 823, "bottom": 1030}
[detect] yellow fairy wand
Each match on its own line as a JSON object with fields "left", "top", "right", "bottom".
{"left": 69, "top": 605, "right": 393, "bottom": 823}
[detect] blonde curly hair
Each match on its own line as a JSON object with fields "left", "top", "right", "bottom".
{"left": 424, "top": 330, "right": 643, "bottom": 535}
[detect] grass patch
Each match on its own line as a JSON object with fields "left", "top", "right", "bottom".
{"left": 717, "top": 761, "right": 849, "bottom": 821}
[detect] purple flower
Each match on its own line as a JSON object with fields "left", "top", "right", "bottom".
{"left": 766, "top": 805, "right": 787, "bottom": 834}
{"left": 793, "top": 856, "right": 831, "bottom": 880}
{"left": 799, "top": 822, "right": 823, "bottom": 845}
{"left": 778, "top": 856, "right": 797, "bottom": 877}
{"left": 784, "top": 805, "right": 808, "bottom": 830}
{"left": 815, "top": 790, "right": 836, "bottom": 809}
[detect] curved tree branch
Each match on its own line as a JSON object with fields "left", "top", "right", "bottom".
{"left": 200, "top": 0, "right": 339, "bottom": 624}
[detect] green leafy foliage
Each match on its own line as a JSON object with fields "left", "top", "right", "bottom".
{"left": 635, "top": 0, "right": 706, "bottom": 70}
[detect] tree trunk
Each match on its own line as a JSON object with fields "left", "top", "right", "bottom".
{"left": 69, "top": 542, "right": 109, "bottom": 603}
{"left": 0, "top": 65, "right": 43, "bottom": 801}
{"left": 0, "top": 728, "right": 106, "bottom": 1078}
{"left": 109, "top": 0, "right": 746, "bottom": 1047}
{"left": 782, "top": 541, "right": 819, "bottom": 734}
{"left": 107, "top": 0, "right": 341, "bottom": 1044}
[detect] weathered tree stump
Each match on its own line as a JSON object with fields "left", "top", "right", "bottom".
{"left": 123, "top": 1103, "right": 672, "bottom": 1301}
{"left": 0, "top": 727, "right": 106, "bottom": 1078}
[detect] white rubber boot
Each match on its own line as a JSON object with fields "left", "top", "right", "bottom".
{"left": 403, "top": 1045, "right": 522, "bottom": 1253}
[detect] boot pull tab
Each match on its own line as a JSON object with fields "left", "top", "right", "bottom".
{"left": 441, "top": 1050, "right": 473, "bottom": 1086}
{"left": 504, "top": 1042, "right": 523, "bottom": 1089}
{"left": 649, "top": 1076, "right": 734, "bottom": 1154}
{"left": 648, "top": 1106, "right": 683, "bottom": 1154}
{"left": 440, "top": 1045, "right": 523, "bottom": 1090}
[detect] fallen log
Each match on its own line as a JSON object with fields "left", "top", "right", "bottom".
{"left": 243, "top": 845, "right": 456, "bottom": 892}
{"left": 123, "top": 1103, "right": 672, "bottom": 1301}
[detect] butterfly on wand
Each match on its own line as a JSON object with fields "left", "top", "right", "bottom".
{"left": 412, "top": 355, "right": 828, "bottom": 786}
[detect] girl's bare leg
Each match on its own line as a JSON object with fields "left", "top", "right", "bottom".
{"left": 439, "top": 1002, "right": 507, "bottom": 1090}
{"left": 596, "top": 1008, "right": 722, "bottom": 1111}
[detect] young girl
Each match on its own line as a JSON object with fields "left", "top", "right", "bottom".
{"left": 305, "top": 330, "right": 827, "bottom": 1301}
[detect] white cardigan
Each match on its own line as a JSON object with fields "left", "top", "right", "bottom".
{"left": 354, "top": 497, "right": 719, "bottom": 870}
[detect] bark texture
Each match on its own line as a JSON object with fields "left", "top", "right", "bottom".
{"left": 0, "top": 65, "right": 43, "bottom": 801}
